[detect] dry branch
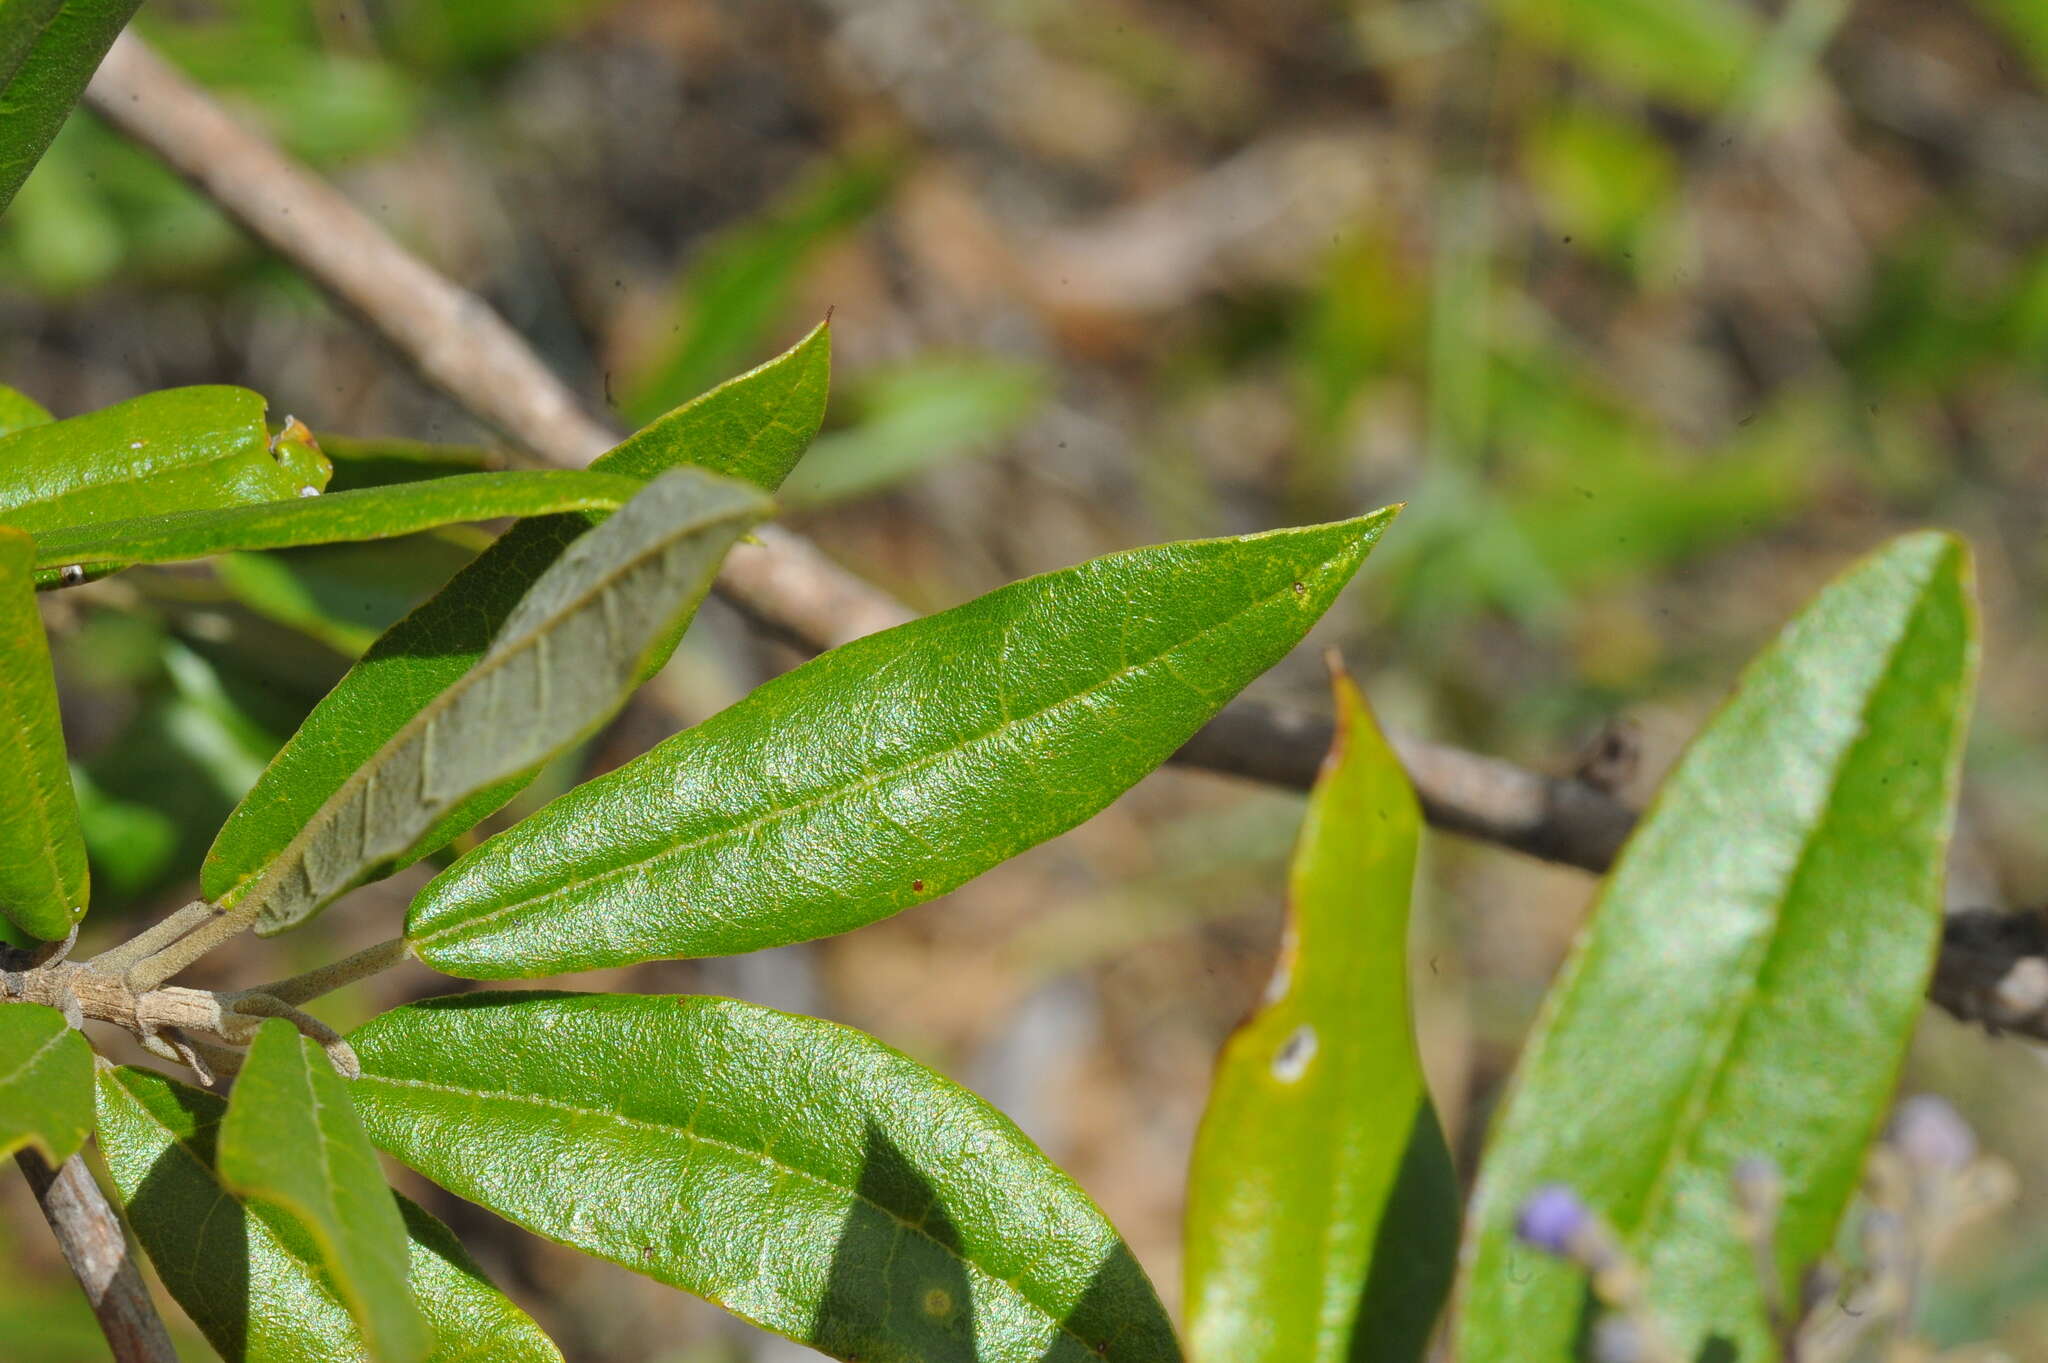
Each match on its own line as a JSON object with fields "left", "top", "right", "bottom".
{"left": 78, "top": 33, "right": 2048, "bottom": 1042}
{"left": 15, "top": 1148, "right": 177, "bottom": 1363}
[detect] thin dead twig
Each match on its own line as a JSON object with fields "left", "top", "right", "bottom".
{"left": 15, "top": 1148, "right": 177, "bottom": 1363}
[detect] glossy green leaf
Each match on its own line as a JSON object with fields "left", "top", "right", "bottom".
{"left": 29, "top": 468, "right": 643, "bottom": 585}
{"left": 351, "top": 991, "right": 1180, "bottom": 1363}
{"left": 96, "top": 1065, "right": 564, "bottom": 1363}
{"left": 203, "top": 327, "right": 830, "bottom": 906}
{"left": 226, "top": 467, "right": 768, "bottom": 935}
{"left": 0, "top": 384, "right": 53, "bottom": 437}
{"left": 1452, "top": 531, "right": 1977, "bottom": 1363}
{"left": 220, "top": 1019, "right": 430, "bottom": 1363}
{"left": 1184, "top": 671, "right": 1456, "bottom": 1363}
{"left": 0, "top": 386, "right": 329, "bottom": 537}
{"left": 407, "top": 508, "right": 1396, "bottom": 978}
{"left": 0, "top": 526, "right": 86, "bottom": 938}
{"left": 0, "top": 1003, "right": 92, "bottom": 1163}
{"left": 0, "top": 0, "right": 139, "bottom": 217}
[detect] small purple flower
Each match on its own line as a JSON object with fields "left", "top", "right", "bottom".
{"left": 1891, "top": 1094, "right": 1976, "bottom": 1173}
{"left": 1515, "top": 1184, "right": 1592, "bottom": 1256}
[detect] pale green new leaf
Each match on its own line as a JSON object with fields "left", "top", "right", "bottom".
{"left": 226, "top": 466, "right": 768, "bottom": 935}
{"left": 352, "top": 991, "right": 1181, "bottom": 1363}
{"left": 30, "top": 469, "right": 644, "bottom": 585}
{"left": 1452, "top": 532, "right": 1977, "bottom": 1362}
{"left": 220, "top": 1019, "right": 430, "bottom": 1363}
{"left": 203, "top": 325, "right": 829, "bottom": 906}
{"left": 1184, "top": 670, "right": 1457, "bottom": 1363}
{"left": 97, "top": 1064, "right": 563, "bottom": 1363}
{"left": 407, "top": 509, "right": 1396, "bottom": 978}
{"left": 0, "top": 526, "right": 87, "bottom": 938}
{"left": 0, "top": 0, "right": 139, "bottom": 217}
{"left": 0, "top": 1003, "right": 92, "bottom": 1164}
{"left": 0, "top": 386, "right": 330, "bottom": 536}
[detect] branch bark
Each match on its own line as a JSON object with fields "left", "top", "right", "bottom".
{"left": 15, "top": 1148, "right": 177, "bottom": 1363}
{"left": 78, "top": 33, "right": 2048, "bottom": 1043}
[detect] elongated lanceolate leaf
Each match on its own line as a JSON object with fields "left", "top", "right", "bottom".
{"left": 203, "top": 326, "right": 829, "bottom": 905}
{"left": 407, "top": 509, "right": 1397, "bottom": 978}
{"left": 0, "top": 386, "right": 330, "bottom": 536}
{"left": 0, "top": 526, "right": 87, "bottom": 938}
{"left": 220, "top": 1020, "right": 430, "bottom": 1363}
{"left": 30, "top": 469, "right": 644, "bottom": 584}
{"left": 1184, "top": 671, "right": 1457, "bottom": 1363}
{"left": 352, "top": 992, "right": 1181, "bottom": 1363}
{"left": 227, "top": 467, "right": 768, "bottom": 935}
{"left": 0, "top": 0, "right": 138, "bottom": 217}
{"left": 1452, "top": 532, "right": 1977, "bottom": 1363}
{"left": 0, "top": 1003, "right": 92, "bottom": 1163}
{"left": 97, "top": 1065, "right": 563, "bottom": 1363}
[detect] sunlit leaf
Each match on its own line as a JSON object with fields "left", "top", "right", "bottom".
{"left": 1452, "top": 532, "right": 1977, "bottom": 1362}
{"left": 219, "top": 1019, "right": 430, "bottom": 1363}
{"left": 1184, "top": 670, "right": 1457, "bottom": 1363}
{"left": 407, "top": 509, "right": 1397, "bottom": 977}
{"left": 0, "top": 1004, "right": 92, "bottom": 1164}
{"left": 0, "top": 526, "right": 86, "bottom": 938}
{"left": 352, "top": 991, "right": 1180, "bottom": 1363}
{"left": 97, "top": 1065, "right": 563, "bottom": 1363}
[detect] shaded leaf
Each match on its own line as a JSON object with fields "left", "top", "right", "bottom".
{"left": 220, "top": 1019, "right": 430, "bottom": 1363}
{"left": 30, "top": 468, "right": 643, "bottom": 585}
{"left": 225, "top": 467, "right": 768, "bottom": 935}
{"left": 1451, "top": 532, "right": 1977, "bottom": 1362}
{"left": 96, "top": 1065, "right": 563, "bottom": 1363}
{"left": 0, "top": 1003, "right": 92, "bottom": 1163}
{"left": 204, "top": 327, "right": 829, "bottom": 905}
{"left": 0, "top": 386, "right": 329, "bottom": 536}
{"left": 1184, "top": 670, "right": 1457, "bottom": 1363}
{"left": 352, "top": 991, "right": 1181, "bottom": 1363}
{"left": 408, "top": 509, "right": 1396, "bottom": 977}
{"left": 0, "top": 0, "right": 139, "bottom": 217}
{"left": 0, "top": 526, "right": 86, "bottom": 937}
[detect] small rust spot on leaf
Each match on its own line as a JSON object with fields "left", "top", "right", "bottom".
{"left": 912, "top": 879, "right": 925, "bottom": 893}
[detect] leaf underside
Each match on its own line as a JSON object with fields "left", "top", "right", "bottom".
{"left": 203, "top": 325, "right": 829, "bottom": 907}
{"left": 0, "top": 526, "right": 89, "bottom": 937}
{"left": 0, "top": 1003, "right": 93, "bottom": 1164}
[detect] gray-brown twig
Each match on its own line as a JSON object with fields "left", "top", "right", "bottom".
{"left": 77, "top": 32, "right": 2048, "bottom": 1043}
{"left": 15, "top": 1148, "right": 177, "bottom": 1363}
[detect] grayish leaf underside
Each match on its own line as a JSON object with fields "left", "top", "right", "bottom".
{"left": 239, "top": 468, "right": 768, "bottom": 934}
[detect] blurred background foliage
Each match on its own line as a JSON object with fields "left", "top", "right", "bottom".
{"left": 4, "top": 0, "right": 2048, "bottom": 1358}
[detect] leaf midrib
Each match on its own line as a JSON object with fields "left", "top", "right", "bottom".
{"left": 358, "top": 1069, "right": 1101, "bottom": 1356}
{"left": 0, "top": 1020, "right": 70, "bottom": 1103}
{"left": 235, "top": 491, "right": 758, "bottom": 926}
{"left": 1612, "top": 573, "right": 1936, "bottom": 1261}
{"left": 413, "top": 559, "right": 1320, "bottom": 949}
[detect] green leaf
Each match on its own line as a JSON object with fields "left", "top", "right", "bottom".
{"left": 203, "top": 327, "right": 830, "bottom": 906}
{"left": 96, "top": 1064, "right": 564, "bottom": 1363}
{"left": 407, "top": 509, "right": 1396, "bottom": 978}
{"left": 351, "top": 991, "right": 1181, "bottom": 1363}
{"left": 0, "top": 526, "right": 87, "bottom": 938}
{"left": 1183, "top": 670, "right": 1457, "bottom": 1363}
{"left": 1451, "top": 531, "right": 1977, "bottom": 1363}
{"left": 219, "top": 1019, "right": 431, "bottom": 1363}
{"left": 0, "top": 386, "right": 330, "bottom": 536}
{"left": 0, "top": 383, "right": 53, "bottom": 437}
{"left": 29, "top": 468, "right": 644, "bottom": 585}
{"left": 315, "top": 433, "right": 499, "bottom": 493}
{"left": 223, "top": 467, "right": 768, "bottom": 935}
{"left": 0, "top": 1003, "right": 92, "bottom": 1163}
{"left": 0, "top": 0, "right": 139, "bottom": 218}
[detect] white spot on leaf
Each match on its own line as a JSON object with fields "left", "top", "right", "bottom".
{"left": 1271, "top": 1024, "right": 1317, "bottom": 1082}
